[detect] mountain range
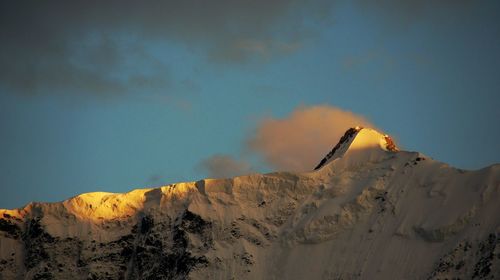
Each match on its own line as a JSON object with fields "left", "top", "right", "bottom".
{"left": 0, "top": 127, "right": 498, "bottom": 279}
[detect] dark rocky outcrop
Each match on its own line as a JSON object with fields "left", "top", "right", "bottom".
{"left": 0, "top": 218, "right": 21, "bottom": 238}
{"left": 314, "top": 127, "right": 360, "bottom": 170}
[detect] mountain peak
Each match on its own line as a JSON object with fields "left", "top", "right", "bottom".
{"left": 314, "top": 127, "right": 398, "bottom": 170}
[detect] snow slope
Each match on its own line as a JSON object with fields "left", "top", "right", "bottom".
{"left": 0, "top": 128, "right": 499, "bottom": 279}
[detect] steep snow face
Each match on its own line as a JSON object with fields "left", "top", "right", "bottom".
{"left": 314, "top": 127, "right": 398, "bottom": 170}
{"left": 0, "top": 128, "right": 499, "bottom": 280}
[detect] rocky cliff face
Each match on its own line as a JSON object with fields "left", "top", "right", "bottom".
{"left": 1, "top": 128, "right": 499, "bottom": 280}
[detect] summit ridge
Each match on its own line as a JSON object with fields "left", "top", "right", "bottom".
{"left": 314, "top": 127, "right": 398, "bottom": 170}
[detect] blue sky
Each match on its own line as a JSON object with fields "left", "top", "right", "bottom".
{"left": 1, "top": 0, "right": 499, "bottom": 209}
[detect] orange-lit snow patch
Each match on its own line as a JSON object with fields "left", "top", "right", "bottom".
{"left": 61, "top": 183, "right": 199, "bottom": 222}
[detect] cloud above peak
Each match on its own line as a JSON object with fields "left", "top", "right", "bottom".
{"left": 248, "top": 105, "right": 377, "bottom": 171}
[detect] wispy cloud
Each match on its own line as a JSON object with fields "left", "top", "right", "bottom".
{"left": 197, "top": 154, "right": 253, "bottom": 179}
{"left": 354, "top": 0, "right": 475, "bottom": 29}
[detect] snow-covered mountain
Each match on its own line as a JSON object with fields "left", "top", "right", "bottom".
{"left": 1, "top": 128, "right": 499, "bottom": 280}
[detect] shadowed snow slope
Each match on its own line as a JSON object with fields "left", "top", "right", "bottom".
{"left": 0, "top": 128, "right": 499, "bottom": 279}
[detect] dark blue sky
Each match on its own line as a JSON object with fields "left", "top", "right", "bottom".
{"left": 1, "top": 0, "right": 499, "bottom": 209}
